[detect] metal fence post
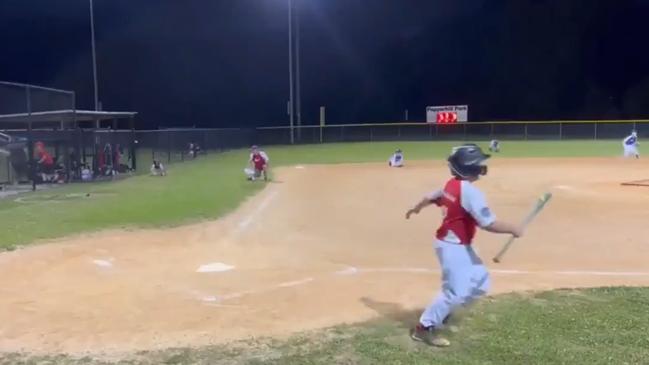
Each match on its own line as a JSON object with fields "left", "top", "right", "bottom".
{"left": 6, "top": 154, "right": 12, "bottom": 185}
{"left": 370, "top": 127, "right": 373, "bottom": 142}
{"left": 203, "top": 131, "right": 208, "bottom": 153}
{"left": 559, "top": 123, "right": 563, "bottom": 140}
{"left": 25, "top": 85, "right": 36, "bottom": 191}
{"left": 167, "top": 131, "right": 171, "bottom": 163}
{"left": 429, "top": 123, "right": 433, "bottom": 139}
{"left": 319, "top": 106, "right": 325, "bottom": 144}
{"left": 82, "top": 129, "right": 87, "bottom": 165}
{"left": 131, "top": 120, "right": 137, "bottom": 171}
{"left": 463, "top": 123, "right": 467, "bottom": 140}
{"left": 524, "top": 123, "right": 528, "bottom": 140}
{"left": 594, "top": 122, "right": 598, "bottom": 140}
{"left": 490, "top": 122, "right": 494, "bottom": 138}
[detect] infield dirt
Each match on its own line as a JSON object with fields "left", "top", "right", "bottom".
{"left": 1, "top": 157, "right": 648, "bottom": 355}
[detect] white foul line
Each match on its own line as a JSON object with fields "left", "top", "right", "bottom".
{"left": 494, "top": 269, "right": 649, "bottom": 277}
{"left": 277, "top": 278, "right": 314, "bottom": 287}
{"left": 203, "top": 277, "right": 314, "bottom": 304}
{"left": 348, "top": 267, "right": 649, "bottom": 278}
{"left": 200, "top": 266, "right": 649, "bottom": 305}
{"left": 337, "top": 266, "right": 649, "bottom": 278}
{"left": 236, "top": 190, "right": 278, "bottom": 233}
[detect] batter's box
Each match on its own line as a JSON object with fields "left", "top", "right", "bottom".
{"left": 621, "top": 179, "right": 649, "bottom": 187}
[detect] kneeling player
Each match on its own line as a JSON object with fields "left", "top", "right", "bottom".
{"left": 488, "top": 139, "right": 500, "bottom": 153}
{"left": 150, "top": 160, "right": 167, "bottom": 176}
{"left": 248, "top": 145, "right": 269, "bottom": 181}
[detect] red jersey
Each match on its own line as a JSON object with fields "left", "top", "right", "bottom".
{"left": 428, "top": 178, "right": 495, "bottom": 245}
{"left": 37, "top": 150, "right": 54, "bottom": 166}
{"left": 251, "top": 152, "right": 267, "bottom": 170}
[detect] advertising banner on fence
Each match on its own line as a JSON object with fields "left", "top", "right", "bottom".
{"left": 426, "top": 105, "right": 468, "bottom": 123}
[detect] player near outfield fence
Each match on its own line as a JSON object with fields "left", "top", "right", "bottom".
{"left": 488, "top": 139, "right": 500, "bottom": 153}
{"left": 405, "top": 143, "right": 523, "bottom": 347}
{"left": 623, "top": 130, "right": 639, "bottom": 159}
{"left": 388, "top": 148, "right": 404, "bottom": 167}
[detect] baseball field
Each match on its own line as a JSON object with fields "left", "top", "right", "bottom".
{"left": 1, "top": 140, "right": 649, "bottom": 364}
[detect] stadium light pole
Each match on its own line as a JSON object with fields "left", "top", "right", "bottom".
{"left": 288, "top": 0, "right": 295, "bottom": 144}
{"left": 295, "top": 0, "right": 301, "bottom": 142}
{"left": 287, "top": 0, "right": 302, "bottom": 144}
{"left": 89, "top": 0, "right": 100, "bottom": 126}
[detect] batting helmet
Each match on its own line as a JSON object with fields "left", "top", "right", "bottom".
{"left": 448, "top": 144, "right": 490, "bottom": 178}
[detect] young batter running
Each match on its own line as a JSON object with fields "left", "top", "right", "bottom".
{"left": 405, "top": 143, "right": 523, "bottom": 347}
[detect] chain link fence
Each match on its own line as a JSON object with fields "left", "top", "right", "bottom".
{"left": 133, "top": 128, "right": 255, "bottom": 167}
{"left": 0, "top": 82, "right": 76, "bottom": 185}
{"left": 255, "top": 120, "right": 647, "bottom": 145}
{"left": 0, "top": 81, "right": 76, "bottom": 125}
{"left": 2, "top": 117, "right": 646, "bottom": 186}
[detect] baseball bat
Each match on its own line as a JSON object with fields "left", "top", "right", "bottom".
{"left": 492, "top": 192, "right": 552, "bottom": 263}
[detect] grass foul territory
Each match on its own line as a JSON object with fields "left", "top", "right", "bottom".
{"left": 2, "top": 287, "right": 648, "bottom": 364}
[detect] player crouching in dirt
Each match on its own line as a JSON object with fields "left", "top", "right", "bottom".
{"left": 388, "top": 148, "right": 404, "bottom": 167}
{"left": 405, "top": 143, "right": 523, "bottom": 347}
{"left": 245, "top": 145, "right": 269, "bottom": 181}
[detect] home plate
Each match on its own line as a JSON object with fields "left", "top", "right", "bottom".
{"left": 92, "top": 259, "right": 113, "bottom": 268}
{"left": 201, "top": 296, "right": 219, "bottom": 302}
{"left": 554, "top": 185, "right": 573, "bottom": 190}
{"left": 196, "top": 262, "right": 235, "bottom": 273}
{"left": 335, "top": 266, "right": 359, "bottom": 276}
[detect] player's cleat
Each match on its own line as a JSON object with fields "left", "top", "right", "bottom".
{"left": 410, "top": 324, "right": 450, "bottom": 347}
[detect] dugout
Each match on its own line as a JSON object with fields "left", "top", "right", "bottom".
{"left": 0, "top": 110, "right": 137, "bottom": 189}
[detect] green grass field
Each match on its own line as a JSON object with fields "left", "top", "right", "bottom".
{"left": 1, "top": 140, "right": 643, "bottom": 365}
{"left": 0, "top": 140, "right": 621, "bottom": 250}
{"left": 4, "top": 287, "right": 649, "bottom": 364}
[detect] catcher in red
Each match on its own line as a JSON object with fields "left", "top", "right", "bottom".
{"left": 246, "top": 145, "right": 270, "bottom": 181}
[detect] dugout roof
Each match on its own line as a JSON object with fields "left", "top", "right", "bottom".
{"left": 0, "top": 110, "right": 137, "bottom": 124}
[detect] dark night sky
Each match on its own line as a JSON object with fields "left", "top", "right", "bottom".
{"left": 1, "top": 0, "right": 649, "bottom": 128}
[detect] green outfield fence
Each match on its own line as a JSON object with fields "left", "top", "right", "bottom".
{"left": 255, "top": 119, "right": 649, "bottom": 145}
